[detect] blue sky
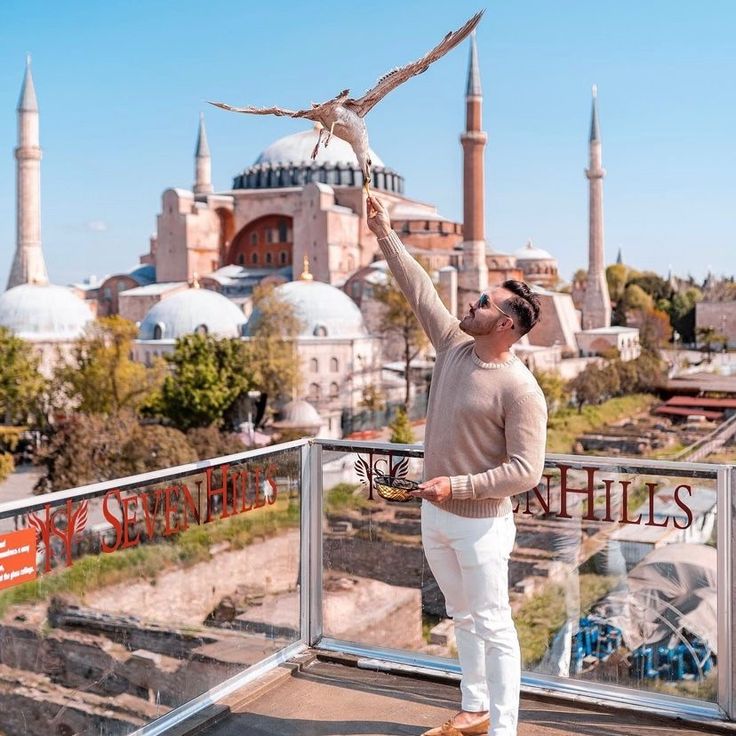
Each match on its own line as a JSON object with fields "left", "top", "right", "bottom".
{"left": 1, "top": 0, "right": 734, "bottom": 287}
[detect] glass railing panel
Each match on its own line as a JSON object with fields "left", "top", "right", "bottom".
{"left": 318, "top": 442, "right": 722, "bottom": 710}
{"left": 0, "top": 445, "right": 302, "bottom": 735}
{"left": 518, "top": 458, "right": 719, "bottom": 704}
{"left": 319, "top": 443, "right": 426, "bottom": 651}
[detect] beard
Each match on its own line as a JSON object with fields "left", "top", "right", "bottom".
{"left": 459, "top": 313, "right": 495, "bottom": 337}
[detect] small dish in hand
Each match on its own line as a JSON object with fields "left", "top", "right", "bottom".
{"left": 374, "top": 475, "right": 420, "bottom": 502}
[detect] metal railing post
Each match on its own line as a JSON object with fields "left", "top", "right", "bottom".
{"left": 719, "top": 464, "right": 736, "bottom": 720}
{"left": 300, "top": 441, "right": 323, "bottom": 646}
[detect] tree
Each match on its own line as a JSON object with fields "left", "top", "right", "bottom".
{"left": 630, "top": 307, "right": 673, "bottom": 351}
{"left": 56, "top": 316, "right": 164, "bottom": 416}
{"left": 696, "top": 326, "right": 727, "bottom": 361}
{"left": 534, "top": 371, "right": 570, "bottom": 414}
{"left": 606, "top": 263, "right": 629, "bottom": 304}
{"left": 151, "top": 334, "right": 252, "bottom": 431}
{"left": 389, "top": 407, "right": 415, "bottom": 444}
{"left": 358, "top": 383, "right": 385, "bottom": 427}
{"left": 242, "top": 283, "right": 304, "bottom": 412}
{"left": 0, "top": 327, "right": 46, "bottom": 425}
{"left": 373, "top": 276, "right": 429, "bottom": 407}
{"left": 35, "top": 411, "right": 197, "bottom": 493}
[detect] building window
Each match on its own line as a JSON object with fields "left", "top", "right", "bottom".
{"left": 251, "top": 252, "right": 258, "bottom": 265}
{"left": 330, "top": 357, "right": 339, "bottom": 372}
{"left": 309, "top": 383, "right": 321, "bottom": 400}
{"left": 330, "top": 382, "right": 339, "bottom": 398}
{"left": 153, "top": 322, "right": 165, "bottom": 340}
{"left": 266, "top": 229, "right": 273, "bottom": 243}
{"left": 310, "top": 358, "right": 319, "bottom": 372}
{"left": 265, "top": 252, "right": 273, "bottom": 265}
{"left": 280, "top": 251, "right": 287, "bottom": 264}
{"left": 278, "top": 218, "right": 288, "bottom": 242}
{"left": 250, "top": 232, "right": 257, "bottom": 245}
{"left": 195, "top": 324, "right": 208, "bottom": 336}
{"left": 238, "top": 253, "right": 245, "bottom": 265}
{"left": 313, "top": 325, "right": 327, "bottom": 337}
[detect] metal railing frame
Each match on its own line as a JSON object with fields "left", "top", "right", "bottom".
{"left": 0, "top": 438, "right": 733, "bottom": 730}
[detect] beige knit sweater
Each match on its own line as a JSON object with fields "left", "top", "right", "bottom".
{"left": 378, "top": 230, "right": 548, "bottom": 518}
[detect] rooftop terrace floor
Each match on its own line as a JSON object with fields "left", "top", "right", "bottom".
{"left": 183, "top": 651, "right": 735, "bottom": 736}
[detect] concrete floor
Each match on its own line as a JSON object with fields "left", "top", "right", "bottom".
{"left": 190, "top": 652, "right": 734, "bottom": 736}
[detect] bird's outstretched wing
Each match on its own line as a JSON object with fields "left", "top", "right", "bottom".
{"left": 348, "top": 10, "right": 484, "bottom": 117}
{"left": 208, "top": 101, "right": 312, "bottom": 118}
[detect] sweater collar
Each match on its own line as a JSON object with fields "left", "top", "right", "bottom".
{"left": 471, "top": 349, "right": 518, "bottom": 370}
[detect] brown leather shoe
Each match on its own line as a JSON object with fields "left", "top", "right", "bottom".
{"left": 421, "top": 717, "right": 489, "bottom": 736}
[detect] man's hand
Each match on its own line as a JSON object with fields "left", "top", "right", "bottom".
{"left": 411, "top": 476, "right": 452, "bottom": 503}
{"left": 366, "top": 195, "right": 392, "bottom": 239}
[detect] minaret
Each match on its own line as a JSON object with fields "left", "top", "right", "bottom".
{"left": 582, "top": 85, "right": 611, "bottom": 329}
{"left": 458, "top": 32, "right": 488, "bottom": 292}
{"left": 7, "top": 56, "right": 48, "bottom": 290}
{"left": 193, "top": 112, "right": 213, "bottom": 195}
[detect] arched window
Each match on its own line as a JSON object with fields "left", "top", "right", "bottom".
{"left": 265, "top": 252, "right": 273, "bottom": 265}
{"left": 238, "top": 253, "right": 245, "bottom": 265}
{"left": 329, "top": 382, "right": 339, "bottom": 398}
{"left": 330, "top": 357, "right": 339, "bottom": 372}
{"left": 250, "top": 232, "right": 258, "bottom": 245}
{"left": 195, "top": 324, "right": 208, "bottom": 336}
{"left": 251, "top": 252, "right": 258, "bottom": 265}
{"left": 280, "top": 251, "right": 288, "bottom": 264}
{"left": 278, "top": 218, "right": 288, "bottom": 242}
{"left": 153, "top": 322, "right": 165, "bottom": 340}
{"left": 309, "top": 383, "right": 321, "bottom": 400}
{"left": 313, "top": 325, "right": 327, "bottom": 337}
{"left": 310, "top": 358, "right": 319, "bottom": 372}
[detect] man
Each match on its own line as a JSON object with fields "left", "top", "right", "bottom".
{"left": 367, "top": 195, "right": 547, "bottom": 736}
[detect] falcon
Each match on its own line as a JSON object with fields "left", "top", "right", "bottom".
{"left": 209, "top": 11, "right": 483, "bottom": 192}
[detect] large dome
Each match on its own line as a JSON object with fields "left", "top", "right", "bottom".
{"left": 0, "top": 283, "right": 93, "bottom": 341}
{"left": 139, "top": 288, "right": 246, "bottom": 340}
{"left": 246, "top": 280, "right": 366, "bottom": 338}
{"left": 256, "top": 128, "right": 384, "bottom": 169}
{"left": 233, "top": 127, "right": 403, "bottom": 194}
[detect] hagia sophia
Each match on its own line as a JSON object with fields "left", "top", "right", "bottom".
{"left": 0, "top": 41, "right": 641, "bottom": 437}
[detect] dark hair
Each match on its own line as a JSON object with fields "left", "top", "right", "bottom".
{"left": 501, "top": 280, "right": 541, "bottom": 337}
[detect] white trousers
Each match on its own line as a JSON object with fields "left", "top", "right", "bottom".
{"left": 422, "top": 502, "right": 520, "bottom": 736}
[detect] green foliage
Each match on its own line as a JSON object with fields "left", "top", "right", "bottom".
{"left": 546, "top": 394, "right": 658, "bottom": 453}
{"left": 373, "top": 275, "right": 429, "bottom": 408}
{"left": 389, "top": 407, "right": 415, "bottom": 444}
{"left": 534, "top": 371, "right": 570, "bottom": 413}
{"left": 0, "top": 327, "right": 46, "bottom": 424}
{"left": 55, "top": 316, "right": 164, "bottom": 416}
{"left": 568, "top": 352, "right": 665, "bottom": 412}
{"left": 243, "top": 283, "right": 304, "bottom": 409}
{"left": 605, "top": 263, "right": 629, "bottom": 303}
{"left": 622, "top": 283, "right": 653, "bottom": 312}
{"left": 696, "top": 325, "right": 727, "bottom": 359}
{"left": 0, "top": 453, "right": 14, "bottom": 484}
{"left": 630, "top": 307, "right": 673, "bottom": 351}
{"left": 35, "top": 411, "right": 196, "bottom": 492}
{"left": 516, "top": 574, "right": 615, "bottom": 667}
{"left": 324, "top": 482, "right": 369, "bottom": 513}
{"left": 151, "top": 334, "right": 251, "bottom": 431}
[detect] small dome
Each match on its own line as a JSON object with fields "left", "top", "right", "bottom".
{"left": 276, "top": 399, "right": 322, "bottom": 429}
{"left": 0, "top": 283, "right": 93, "bottom": 341}
{"left": 139, "top": 287, "right": 246, "bottom": 340}
{"left": 246, "top": 280, "right": 367, "bottom": 338}
{"left": 514, "top": 240, "right": 554, "bottom": 261}
{"left": 256, "top": 128, "right": 384, "bottom": 169}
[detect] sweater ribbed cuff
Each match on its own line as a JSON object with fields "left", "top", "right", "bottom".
{"left": 376, "top": 230, "right": 405, "bottom": 257}
{"left": 450, "top": 474, "right": 474, "bottom": 500}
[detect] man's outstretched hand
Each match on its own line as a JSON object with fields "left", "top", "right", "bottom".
{"left": 366, "top": 195, "right": 392, "bottom": 240}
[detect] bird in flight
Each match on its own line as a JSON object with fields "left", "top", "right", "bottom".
{"left": 210, "top": 10, "right": 483, "bottom": 193}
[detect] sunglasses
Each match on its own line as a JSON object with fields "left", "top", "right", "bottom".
{"left": 478, "top": 292, "right": 514, "bottom": 327}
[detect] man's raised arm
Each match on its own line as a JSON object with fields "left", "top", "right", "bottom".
{"left": 366, "top": 196, "right": 459, "bottom": 350}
